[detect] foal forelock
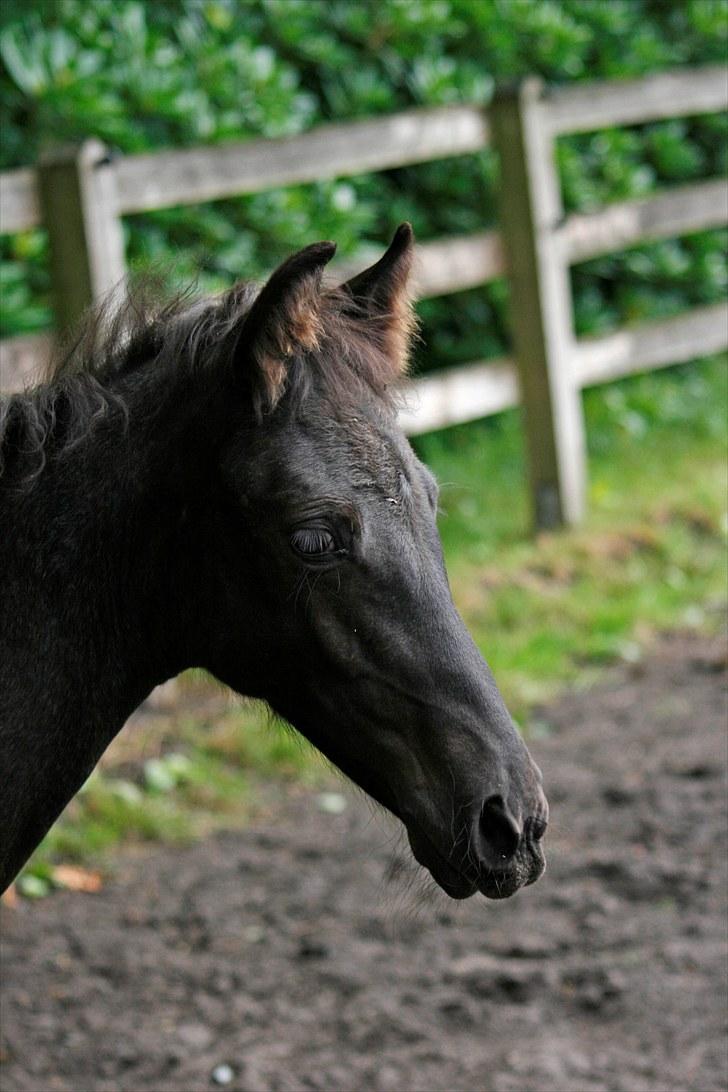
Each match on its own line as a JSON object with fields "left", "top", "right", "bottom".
{"left": 0, "top": 275, "right": 411, "bottom": 486}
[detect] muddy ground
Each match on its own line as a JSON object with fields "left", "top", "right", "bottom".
{"left": 1, "top": 633, "right": 726, "bottom": 1092}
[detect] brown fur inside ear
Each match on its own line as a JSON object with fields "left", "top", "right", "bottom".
{"left": 340, "top": 222, "right": 417, "bottom": 380}
{"left": 238, "top": 240, "right": 336, "bottom": 411}
{"left": 378, "top": 266, "right": 417, "bottom": 380}
{"left": 253, "top": 272, "right": 325, "bottom": 407}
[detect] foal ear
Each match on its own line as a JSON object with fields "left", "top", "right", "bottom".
{"left": 236, "top": 240, "right": 336, "bottom": 411}
{"left": 340, "top": 222, "right": 416, "bottom": 375}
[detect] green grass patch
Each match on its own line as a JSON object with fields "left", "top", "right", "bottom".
{"left": 16, "top": 356, "right": 727, "bottom": 891}
{"left": 178, "top": 706, "right": 320, "bottom": 781}
{"left": 20, "top": 706, "right": 329, "bottom": 886}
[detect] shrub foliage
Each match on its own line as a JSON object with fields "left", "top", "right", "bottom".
{"left": 1, "top": 0, "right": 726, "bottom": 369}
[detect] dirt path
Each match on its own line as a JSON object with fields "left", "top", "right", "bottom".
{"left": 1, "top": 633, "right": 726, "bottom": 1092}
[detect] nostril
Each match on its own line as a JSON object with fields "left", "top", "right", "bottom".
{"left": 480, "top": 794, "right": 522, "bottom": 865}
{"left": 530, "top": 816, "right": 548, "bottom": 842}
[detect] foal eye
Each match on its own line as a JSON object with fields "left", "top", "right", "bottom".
{"left": 290, "top": 527, "right": 338, "bottom": 558}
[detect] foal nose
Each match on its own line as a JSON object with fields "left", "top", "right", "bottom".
{"left": 478, "top": 794, "right": 522, "bottom": 866}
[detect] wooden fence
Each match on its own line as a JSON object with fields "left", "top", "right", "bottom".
{"left": 1, "top": 65, "right": 726, "bottom": 529}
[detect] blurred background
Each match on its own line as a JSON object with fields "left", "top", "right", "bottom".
{"left": 0, "top": 3, "right": 726, "bottom": 1091}
{"left": 2, "top": 0, "right": 726, "bottom": 358}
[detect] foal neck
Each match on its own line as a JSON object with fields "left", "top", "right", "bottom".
{"left": 0, "top": 361, "right": 231, "bottom": 882}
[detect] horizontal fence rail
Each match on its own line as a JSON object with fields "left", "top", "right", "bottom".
{"left": 0, "top": 167, "right": 38, "bottom": 235}
{"left": 574, "top": 301, "right": 728, "bottom": 386}
{"left": 1, "top": 65, "right": 726, "bottom": 529}
{"left": 558, "top": 178, "right": 728, "bottom": 264}
{"left": 401, "top": 301, "right": 728, "bottom": 434}
{"left": 0, "top": 331, "right": 53, "bottom": 391}
{"left": 546, "top": 65, "right": 728, "bottom": 135}
{"left": 0, "top": 104, "right": 491, "bottom": 234}
{"left": 114, "top": 104, "right": 491, "bottom": 215}
{"left": 3, "top": 66, "right": 725, "bottom": 232}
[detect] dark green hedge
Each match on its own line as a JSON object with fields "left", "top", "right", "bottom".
{"left": 1, "top": 0, "right": 726, "bottom": 371}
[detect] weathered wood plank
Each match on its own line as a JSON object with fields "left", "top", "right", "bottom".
{"left": 559, "top": 178, "right": 728, "bottom": 264}
{"left": 399, "top": 357, "right": 517, "bottom": 435}
{"left": 399, "top": 305, "right": 727, "bottom": 435}
{"left": 575, "top": 302, "right": 728, "bottom": 386}
{"left": 114, "top": 105, "right": 490, "bottom": 215}
{"left": 411, "top": 231, "right": 505, "bottom": 298}
{"left": 0, "top": 168, "right": 41, "bottom": 234}
{"left": 0, "top": 331, "right": 54, "bottom": 392}
{"left": 2, "top": 67, "right": 725, "bottom": 232}
{"left": 37, "top": 140, "right": 127, "bottom": 336}
{"left": 332, "top": 230, "right": 505, "bottom": 299}
{"left": 492, "top": 78, "right": 587, "bottom": 529}
{"left": 547, "top": 65, "right": 728, "bottom": 135}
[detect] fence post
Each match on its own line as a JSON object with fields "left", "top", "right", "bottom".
{"left": 37, "top": 138, "right": 126, "bottom": 336}
{"left": 491, "top": 78, "right": 586, "bottom": 529}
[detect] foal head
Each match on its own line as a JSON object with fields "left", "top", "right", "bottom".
{"left": 192, "top": 225, "right": 548, "bottom": 900}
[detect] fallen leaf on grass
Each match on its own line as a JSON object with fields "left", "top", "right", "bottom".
{"left": 51, "top": 865, "right": 103, "bottom": 893}
{"left": 1, "top": 884, "right": 18, "bottom": 908}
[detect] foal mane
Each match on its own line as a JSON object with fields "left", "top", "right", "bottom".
{"left": 0, "top": 273, "right": 410, "bottom": 484}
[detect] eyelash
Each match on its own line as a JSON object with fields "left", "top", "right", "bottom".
{"left": 290, "top": 526, "right": 342, "bottom": 560}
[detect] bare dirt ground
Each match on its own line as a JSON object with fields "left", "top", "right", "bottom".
{"left": 1, "top": 632, "right": 726, "bottom": 1092}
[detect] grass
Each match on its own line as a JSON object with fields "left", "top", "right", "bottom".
{"left": 15, "top": 355, "right": 727, "bottom": 894}
{"left": 416, "top": 354, "right": 727, "bottom": 718}
{"left": 16, "top": 705, "right": 327, "bottom": 896}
